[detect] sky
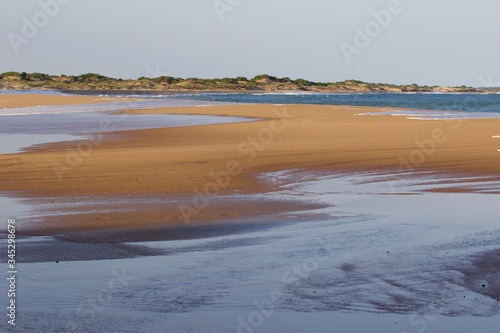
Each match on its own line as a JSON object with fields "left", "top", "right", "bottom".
{"left": 1, "top": 0, "right": 499, "bottom": 87}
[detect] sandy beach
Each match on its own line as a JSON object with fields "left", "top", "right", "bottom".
{"left": 2, "top": 93, "right": 500, "bottom": 333}
{"left": 1, "top": 94, "right": 500, "bottom": 233}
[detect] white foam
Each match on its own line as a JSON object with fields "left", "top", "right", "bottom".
{"left": 252, "top": 91, "right": 319, "bottom": 96}
{"left": 358, "top": 109, "right": 500, "bottom": 120}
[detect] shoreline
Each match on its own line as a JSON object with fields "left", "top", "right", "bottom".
{"left": 3, "top": 88, "right": 499, "bottom": 96}
{"left": 1, "top": 94, "right": 500, "bottom": 234}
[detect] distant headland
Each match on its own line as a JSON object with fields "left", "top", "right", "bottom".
{"left": 0, "top": 72, "right": 491, "bottom": 93}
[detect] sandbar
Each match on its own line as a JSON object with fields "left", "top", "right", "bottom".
{"left": 1, "top": 94, "right": 499, "bottom": 233}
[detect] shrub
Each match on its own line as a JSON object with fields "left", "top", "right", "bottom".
{"left": 1, "top": 72, "right": 21, "bottom": 79}
{"left": 28, "top": 73, "right": 51, "bottom": 81}
{"left": 221, "top": 77, "right": 238, "bottom": 85}
{"left": 77, "top": 73, "right": 111, "bottom": 82}
{"left": 152, "top": 76, "right": 180, "bottom": 84}
{"left": 294, "top": 78, "right": 312, "bottom": 87}
{"left": 253, "top": 74, "right": 278, "bottom": 82}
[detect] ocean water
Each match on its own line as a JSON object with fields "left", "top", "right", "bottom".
{"left": 3, "top": 90, "right": 500, "bottom": 118}
{"left": 169, "top": 92, "right": 500, "bottom": 118}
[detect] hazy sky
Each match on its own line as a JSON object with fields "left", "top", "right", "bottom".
{"left": 1, "top": 0, "right": 499, "bottom": 86}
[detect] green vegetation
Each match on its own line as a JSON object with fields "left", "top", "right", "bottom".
{"left": 0, "top": 71, "right": 477, "bottom": 93}
{"left": 1, "top": 72, "right": 22, "bottom": 79}
{"left": 27, "top": 73, "right": 51, "bottom": 81}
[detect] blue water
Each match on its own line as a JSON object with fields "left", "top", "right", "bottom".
{"left": 3, "top": 90, "right": 500, "bottom": 115}
{"left": 169, "top": 92, "right": 500, "bottom": 115}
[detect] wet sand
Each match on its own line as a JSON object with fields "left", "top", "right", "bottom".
{"left": 6, "top": 170, "right": 500, "bottom": 333}
{"left": 1, "top": 94, "right": 500, "bottom": 233}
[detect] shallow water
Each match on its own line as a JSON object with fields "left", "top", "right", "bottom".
{"left": 1, "top": 171, "right": 499, "bottom": 332}
{"left": 0, "top": 109, "right": 252, "bottom": 154}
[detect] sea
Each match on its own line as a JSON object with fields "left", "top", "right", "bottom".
{"left": 170, "top": 91, "right": 500, "bottom": 116}
{"left": 2, "top": 90, "right": 500, "bottom": 117}
{"left": 1, "top": 91, "right": 499, "bottom": 333}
